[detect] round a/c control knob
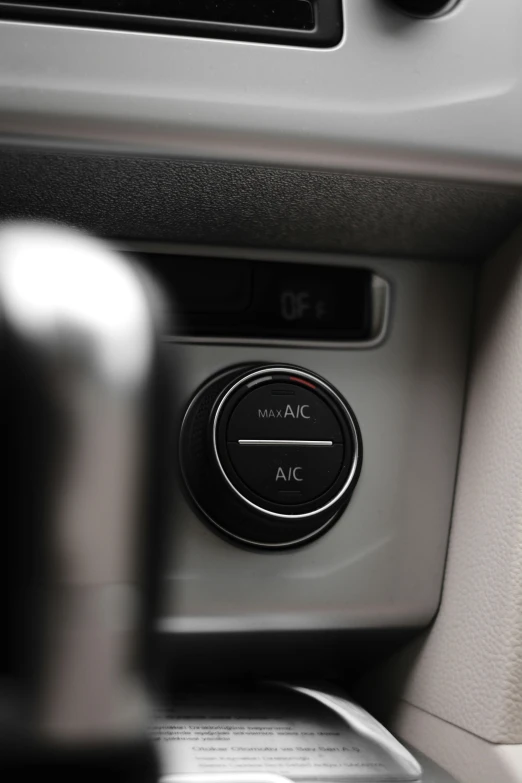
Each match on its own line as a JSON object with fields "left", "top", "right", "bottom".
{"left": 180, "top": 365, "right": 362, "bottom": 549}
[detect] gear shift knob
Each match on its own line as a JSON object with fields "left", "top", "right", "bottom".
{"left": 0, "top": 223, "right": 175, "bottom": 776}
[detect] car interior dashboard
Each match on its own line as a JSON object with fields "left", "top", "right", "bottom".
{"left": 1, "top": 2, "right": 522, "bottom": 783}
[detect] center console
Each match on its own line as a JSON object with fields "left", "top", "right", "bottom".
{"left": 151, "top": 249, "right": 473, "bottom": 670}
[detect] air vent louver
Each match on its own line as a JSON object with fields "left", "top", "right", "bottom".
{"left": 0, "top": 0, "right": 343, "bottom": 46}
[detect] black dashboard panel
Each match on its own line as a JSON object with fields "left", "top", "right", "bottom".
{"left": 1, "top": 151, "right": 522, "bottom": 261}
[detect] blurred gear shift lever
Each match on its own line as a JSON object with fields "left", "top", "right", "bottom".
{"left": 0, "top": 223, "right": 174, "bottom": 780}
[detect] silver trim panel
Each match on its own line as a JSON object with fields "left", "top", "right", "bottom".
{"left": 238, "top": 439, "right": 334, "bottom": 446}
{"left": 0, "top": 0, "right": 521, "bottom": 188}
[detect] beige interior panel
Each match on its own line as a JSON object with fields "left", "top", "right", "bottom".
{"left": 356, "top": 227, "right": 522, "bottom": 780}
{"left": 394, "top": 703, "right": 522, "bottom": 783}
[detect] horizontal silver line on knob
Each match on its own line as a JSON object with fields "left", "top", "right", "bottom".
{"left": 238, "top": 439, "right": 334, "bottom": 446}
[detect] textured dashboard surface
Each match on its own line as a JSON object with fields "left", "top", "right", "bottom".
{"left": 370, "top": 228, "right": 522, "bottom": 745}
{"left": 1, "top": 150, "right": 522, "bottom": 259}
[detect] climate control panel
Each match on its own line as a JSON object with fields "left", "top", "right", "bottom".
{"left": 180, "top": 365, "right": 362, "bottom": 549}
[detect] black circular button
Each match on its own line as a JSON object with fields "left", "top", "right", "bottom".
{"left": 180, "top": 365, "right": 362, "bottom": 549}
{"left": 227, "top": 443, "right": 345, "bottom": 505}
{"left": 227, "top": 382, "right": 342, "bottom": 442}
